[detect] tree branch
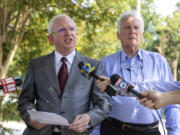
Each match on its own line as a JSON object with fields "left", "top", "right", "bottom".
{"left": 2, "top": 10, "right": 31, "bottom": 78}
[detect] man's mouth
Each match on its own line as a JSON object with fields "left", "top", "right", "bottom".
{"left": 129, "top": 36, "right": 136, "bottom": 40}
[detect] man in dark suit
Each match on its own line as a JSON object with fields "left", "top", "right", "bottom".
{"left": 18, "top": 14, "right": 111, "bottom": 135}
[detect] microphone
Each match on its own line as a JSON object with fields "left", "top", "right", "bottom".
{"left": 110, "top": 74, "right": 144, "bottom": 99}
{"left": 78, "top": 62, "right": 104, "bottom": 81}
{"left": 0, "top": 77, "right": 22, "bottom": 94}
{"left": 127, "top": 68, "right": 131, "bottom": 72}
{"left": 78, "top": 62, "right": 120, "bottom": 96}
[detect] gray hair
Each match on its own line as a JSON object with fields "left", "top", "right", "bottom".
{"left": 48, "top": 14, "right": 76, "bottom": 34}
{"left": 117, "top": 10, "right": 144, "bottom": 33}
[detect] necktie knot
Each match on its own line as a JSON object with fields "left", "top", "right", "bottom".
{"left": 61, "top": 57, "right": 67, "bottom": 63}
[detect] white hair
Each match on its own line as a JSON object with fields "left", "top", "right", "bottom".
{"left": 117, "top": 10, "right": 144, "bottom": 33}
{"left": 48, "top": 14, "right": 76, "bottom": 34}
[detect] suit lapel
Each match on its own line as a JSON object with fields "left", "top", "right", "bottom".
{"left": 43, "top": 52, "right": 60, "bottom": 95}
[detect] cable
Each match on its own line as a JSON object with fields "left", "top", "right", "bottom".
{"left": 153, "top": 106, "right": 166, "bottom": 135}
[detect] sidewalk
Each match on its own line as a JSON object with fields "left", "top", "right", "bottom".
{"left": 2, "top": 121, "right": 26, "bottom": 135}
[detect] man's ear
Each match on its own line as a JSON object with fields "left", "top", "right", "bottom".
{"left": 48, "top": 35, "right": 53, "bottom": 44}
{"left": 117, "top": 32, "right": 121, "bottom": 40}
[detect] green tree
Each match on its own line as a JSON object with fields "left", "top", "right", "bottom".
{"left": 154, "top": 8, "right": 180, "bottom": 80}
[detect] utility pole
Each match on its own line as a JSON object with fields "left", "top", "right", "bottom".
{"left": 136, "top": 0, "right": 141, "bottom": 13}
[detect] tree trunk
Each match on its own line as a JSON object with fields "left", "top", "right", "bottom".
{"left": 0, "top": 5, "right": 30, "bottom": 79}
{"left": 172, "top": 51, "right": 179, "bottom": 81}
{"left": 155, "top": 34, "right": 167, "bottom": 56}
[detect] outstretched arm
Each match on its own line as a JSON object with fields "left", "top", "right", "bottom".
{"left": 137, "top": 90, "right": 180, "bottom": 109}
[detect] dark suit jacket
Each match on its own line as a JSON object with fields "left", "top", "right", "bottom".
{"left": 18, "top": 50, "right": 111, "bottom": 135}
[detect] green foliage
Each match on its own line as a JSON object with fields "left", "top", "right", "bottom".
{"left": 2, "top": 97, "right": 21, "bottom": 121}
{"left": 77, "top": 0, "right": 136, "bottom": 59}
{"left": 162, "top": 11, "right": 180, "bottom": 80}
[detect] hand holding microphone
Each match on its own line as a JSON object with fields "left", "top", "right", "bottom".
{"left": 137, "top": 90, "right": 180, "bottom": 109}
{"left": 96, "top": 76, "right": 110, "bottom": 91}
{"left": 78, "top": 62, "right": 144, "bottom": 99}
{"left": 110, "top": 74, "right": 144, "bottom": 99}
{"left": 78, "top": 62, "right": 119, "bottom": 96}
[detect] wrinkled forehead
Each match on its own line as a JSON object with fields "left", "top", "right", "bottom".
{"left": 121, "top": 16, "right": 141, "bottom": 26}
{"left": 52, "top": 17, "right": 76, "bottom": 30}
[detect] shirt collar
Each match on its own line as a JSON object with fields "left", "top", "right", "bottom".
{"left": 55, "top": 50, "right": 76, "bottom": 65}
{"left": 121, "top": 49, "right": 142, "bottom": 62}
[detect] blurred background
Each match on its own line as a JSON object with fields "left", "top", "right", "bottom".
{"left": 0, "top": 0, "right": 179, "bottom": 134}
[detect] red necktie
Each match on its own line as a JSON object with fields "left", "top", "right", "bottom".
{"left": 58, "top": 57, "right": 68, "bottom": 94}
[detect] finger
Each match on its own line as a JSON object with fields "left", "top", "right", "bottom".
{"left": 81, "top": 124, "right": 88, "bottom": 130}
{"left": 153, "top": 104, "right": 160, "bottom": 110}
{"left": 98, "top": 75, "right": 110, "bottom": 82}
{"left": 79, "top": 127, "right": 86, "bottom": 133}
{"left": 76, "top": 127, "right": 84, "bottom": 133}
{"left": 136, "top": 97, "right": 139, "bottom": 100}
{"left": 140, "top": 92, "right": 149, "bottom": 97}
{"left": 96, "top": 79, "right": 100, "bottom": 84}
{"left": 143, "top": 99, "right": 148, "bottom": 104}
{"left": 139, "top": 98, "right": 148, "bottom": 104}
{"left": 71, "top": 115, "right": 82, "bottom": 125}
{"left": 137, "top": 96, "right": 146, "bottom": 101}
{"left": 77, "top": 124, "right": 88, "bottom": 133}
{"left": 96, "top": 80, "right": 104, "bottom": 88}
{"left": 96, "top": 81, "right": 107, "bottom": 92}
{"left": 69, "top": 115, "right": 89, "bottom": 131}
{"left": 69, "top": 123, "right": 83, "bottom": 132}
{"left": 69, "top": 116, "right": 83, "bottom": 130}
{"left": 143, "top": 100, "right": 152, "bottom": 106}
{"left": 29, "top": 119, "right": 47, "bottom": 129}
{"left": 143, "top": 100, "right": 155, "bottom": 109}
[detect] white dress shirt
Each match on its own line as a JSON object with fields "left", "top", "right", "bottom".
{"left": 54, "top": 50, "right": 76, "bottom": 75}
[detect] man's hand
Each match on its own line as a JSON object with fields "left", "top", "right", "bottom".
{"left": 138, "top": 90, "right": 166, "bottom": 109}
{"left": 96, "top": 75, "right": 110, "bottom": 92}
{"left": 28, "top": 118, "right": 48, "bottom": 129}
{"left": 68, "top": 113, "right": 91, "bottom": 133}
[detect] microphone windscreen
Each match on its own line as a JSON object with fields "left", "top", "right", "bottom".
{"left": 110, "top": 74, "right": 120, "bottom": 84}
{"left": 78, "top": 62, "right": 84, "bottom": 69}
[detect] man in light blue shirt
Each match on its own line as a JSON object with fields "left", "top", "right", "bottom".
{"left": 92, "top": 10, "right": 180, "bottom": 135}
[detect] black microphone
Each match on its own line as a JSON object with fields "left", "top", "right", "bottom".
{"left": 127, "top": 68, "right": 131, "bottom": 72}
{"left": 78, "top": 62, "right": 104, "bottom": 81}
{"left": 110, "top": 74, "right": 144, "bottom": 99}
{"left": 78, "top": 62, "right": 120, "bottom": 96}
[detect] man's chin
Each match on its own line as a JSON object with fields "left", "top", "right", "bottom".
{"left": 65, "top": 43, "right": 75, "bottom": 47}
{"left": 64, "top": 44, "right": 75, "bottom": 50}
{"left": 129, "top": 38, "right": 137, "bottom": 42}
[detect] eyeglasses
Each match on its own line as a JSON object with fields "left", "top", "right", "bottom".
{"left": 51, "top": 27, "right": 76, "bottom": 35}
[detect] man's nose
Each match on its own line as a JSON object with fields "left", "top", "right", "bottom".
{"left": 65, "top": 29, "right": 72, "bottom": 35}
{"left": 130, "top": 27, "right": 136, "bottom": 33}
